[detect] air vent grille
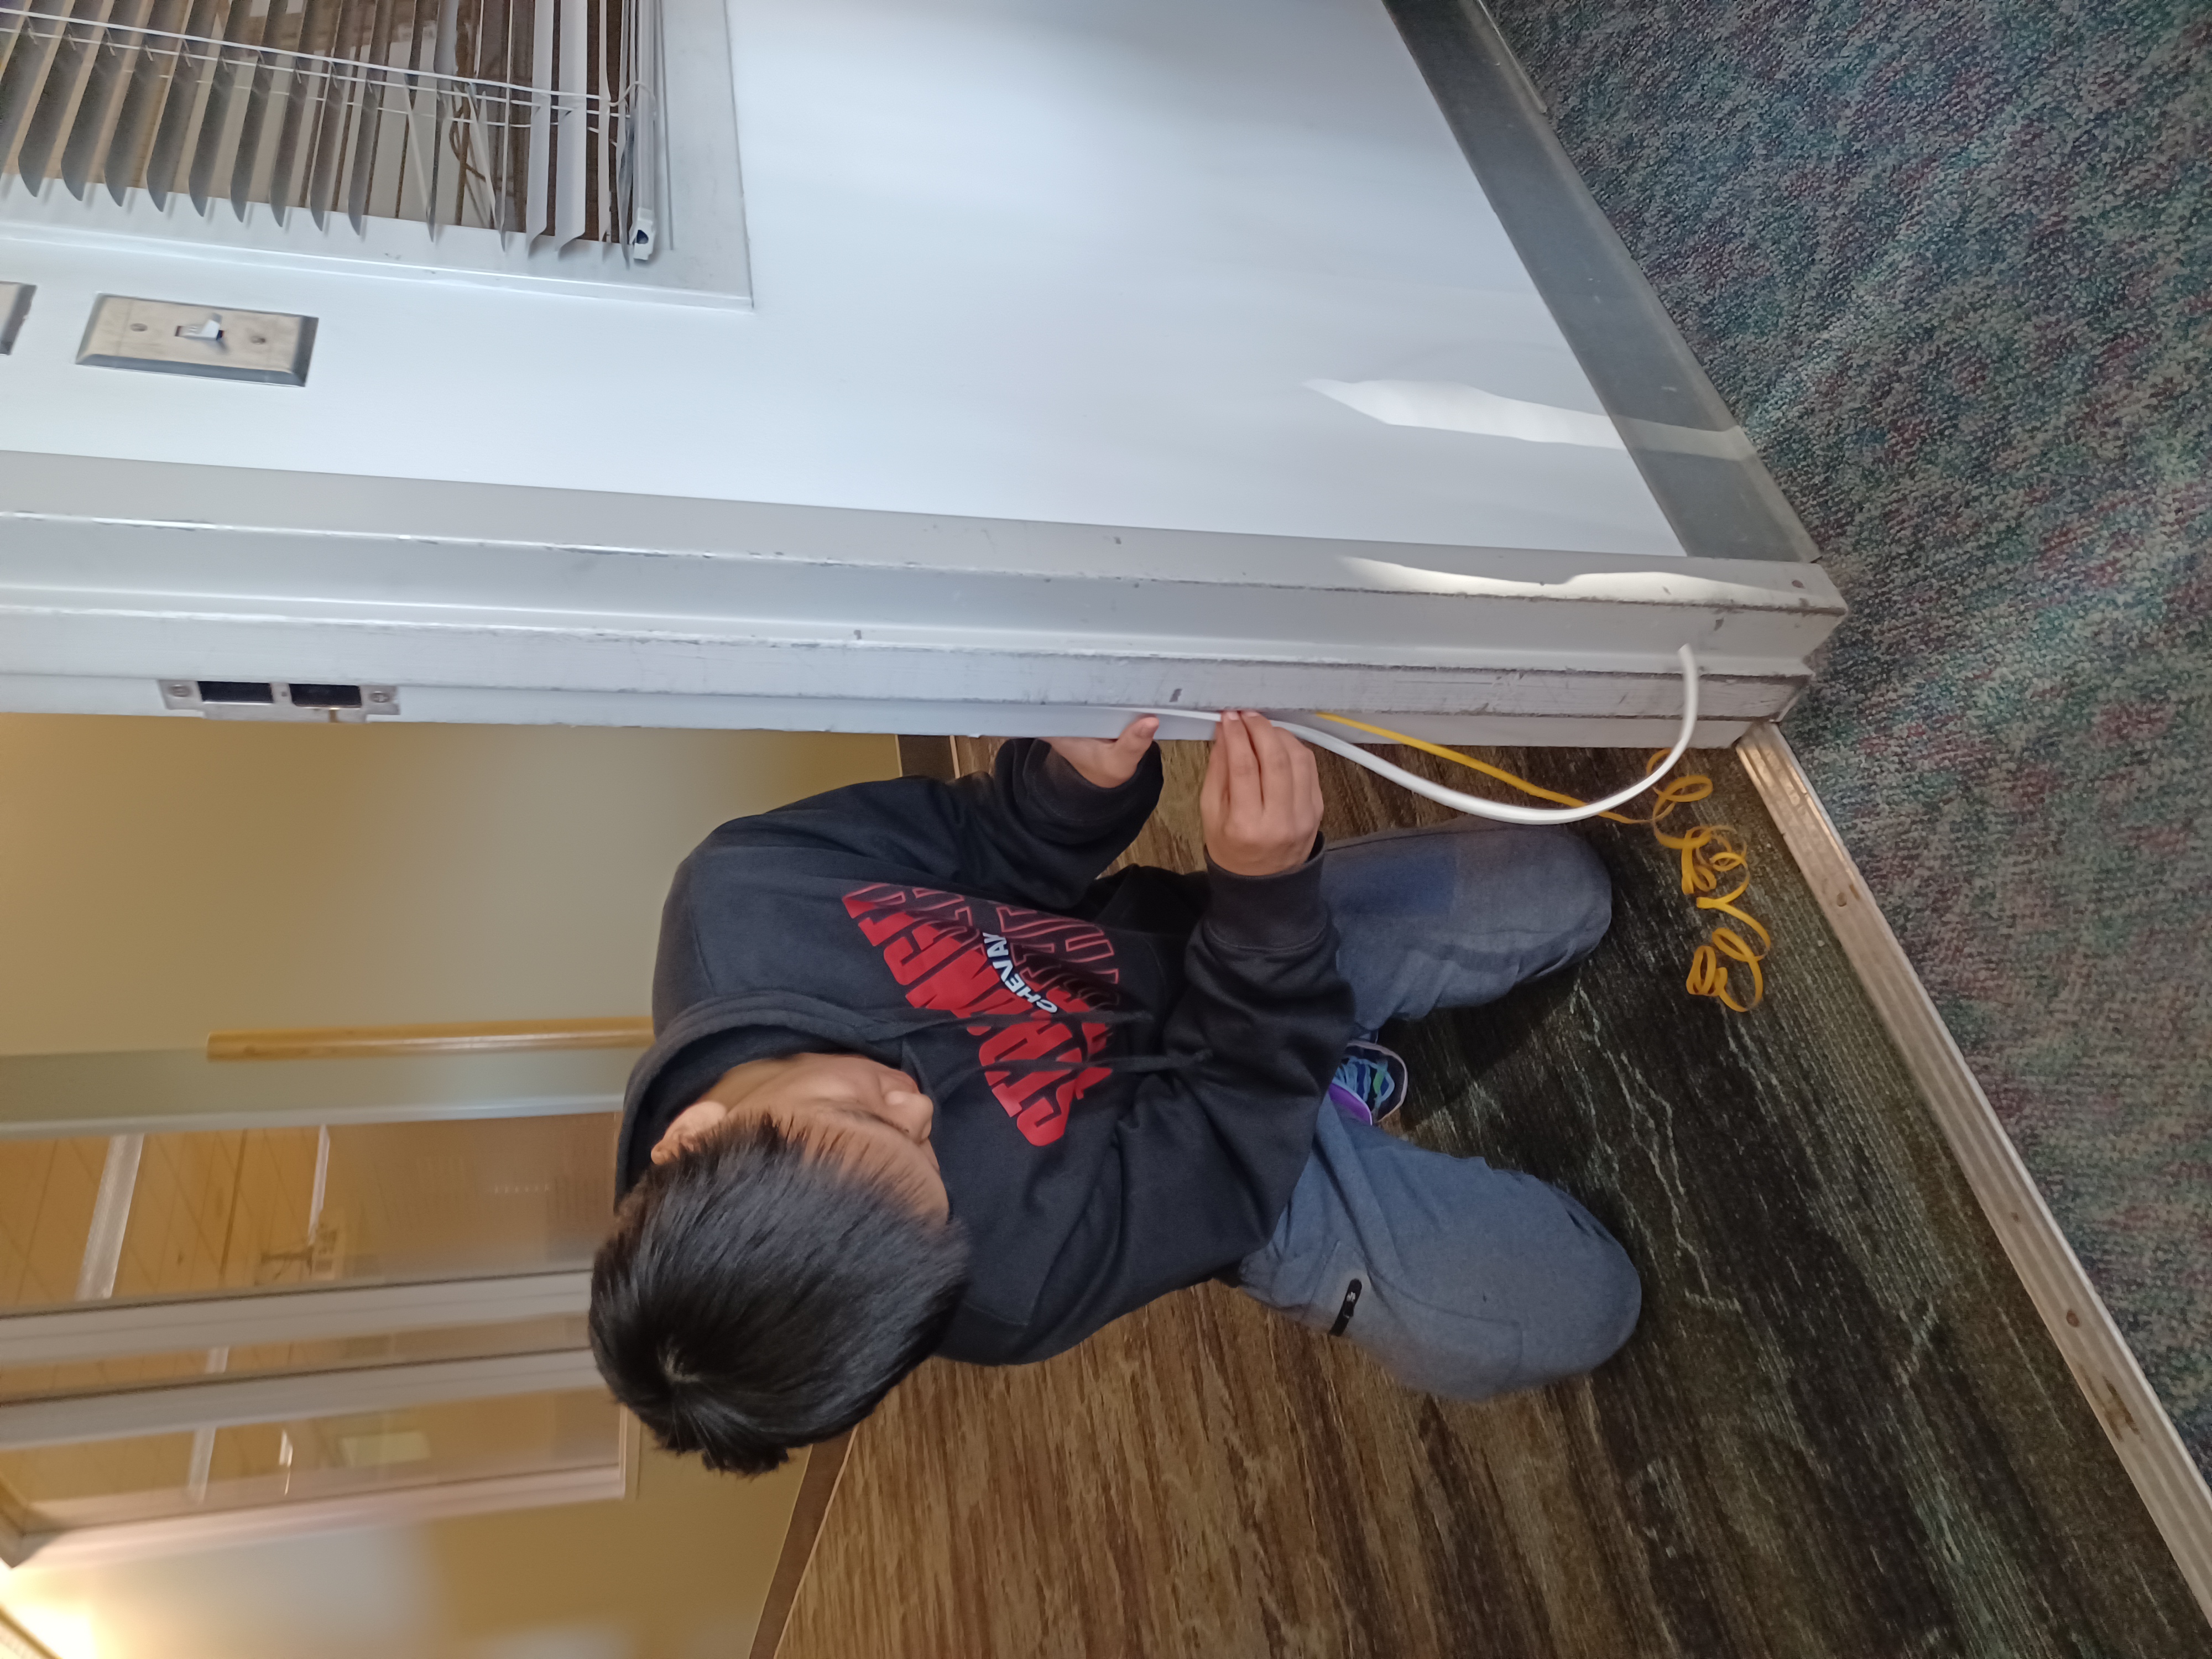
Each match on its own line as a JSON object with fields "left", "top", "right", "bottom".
{"left": 0, "top": 0, "right": 660, "bottom": 254}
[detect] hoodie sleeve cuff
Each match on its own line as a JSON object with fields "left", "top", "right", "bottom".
{"left": 1201, "top": 838, "right": 1332, "bottom": 953}
{"left": 1008, "top": 739, "right": 1165, "bottom": 836}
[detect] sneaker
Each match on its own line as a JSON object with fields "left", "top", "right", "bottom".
{"left": 1327, "top": 1040, "right": 1410, "bottom": 1126}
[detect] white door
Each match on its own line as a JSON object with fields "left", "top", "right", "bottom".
{"left": 0, "top": 1099, "right": 627, "bottom": 1566}
{"left": 0, "top": 0, "right": 1839, "bottom": 747}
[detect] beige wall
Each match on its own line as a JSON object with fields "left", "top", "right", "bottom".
{"left": 0, "top": 715, "right": 896, "bottom": 1055}
{"left": 0, "top": 712, "right": 891, "bottom": 1657}
{"left": 0, "top": 1445, "right": 807, "bottom": 1659}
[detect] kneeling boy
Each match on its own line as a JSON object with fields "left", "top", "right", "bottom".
{"left": 591, "top": 714, "right": 1640, "bottom": 1473}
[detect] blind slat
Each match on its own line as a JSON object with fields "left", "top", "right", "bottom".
{"left": 60, "top": 0, "right": 157, "bottom": 197}
{"left": 299, "top": 0, "right": 364, "bottom": 226}
{"left": 336, "top": 0, "right": 394, "bottom": 229}
{"left": 15, "top": 0, "right": 121, "bottom": 191}
{"left": 551, "top": 0, "right": 581, "bottom": 242}
{"left": 497, "top": 0, "right": 529, "bottom": 237}
{"left": 95, "top": 0, "right": 187, "bottom": 202}
{"left": 257, "top": 0, "right": 323, "bottom": 220}
{"left": 0, "top": 0, "right": 78, "bottom": 178}
{"left": 184, "top": 0, "right": 264, "bottom": 214}
{"left": 425, "top": 0, "right": 456, "bottom": 228}
{"left": 139, "top": 0, "right": 229, "bottom": 208}
{"left": 523, "top": 0, "right": 549, "bottom": 236}
{"left": 400, "top": 0, "right": 441, "bottom": 228}
{"left": 0, "top": 3, "right": 39, "bottom": 85}
{"left": 225, "top": 0, "right": 307, "bottom": 217}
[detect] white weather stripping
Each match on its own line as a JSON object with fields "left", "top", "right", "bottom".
{"left": 1137, "top": 645, "right": 1702, "bottom": 826}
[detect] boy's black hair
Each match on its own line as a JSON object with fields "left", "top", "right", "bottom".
{"left": 589, "top": 1115, "right": 969, "bottom": 1475}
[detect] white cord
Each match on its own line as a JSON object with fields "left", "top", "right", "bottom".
{"left": 1125, "top": 644, "right": 1700, "bottom": 826}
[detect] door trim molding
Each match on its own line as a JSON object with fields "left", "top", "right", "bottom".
{"left": 7, "top": 1464, "right": 627, "bottom": 1569}
{"left": 0, "top": 1349, "right": 604, "bottom": 1449}
{"left": 0, "top": 1272, "right": 592, "bottom": 1367}
{"left": 748, "top": 1430, "right": 857, "bottom": 1659}
{"left": 0, "top": 1046, "right": 629, "bottom": 1140}
{"left": 207, "top": 1019, "right": 654, "bottom": 1062}
{"left": 1737, "top": 722, "right": 2212, "bottom": 1626}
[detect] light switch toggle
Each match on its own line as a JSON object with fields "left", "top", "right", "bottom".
{"left": 177, "top": 317, "right": 225, "bottom": 341}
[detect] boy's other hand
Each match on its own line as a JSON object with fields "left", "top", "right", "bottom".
{"left": 1202, "top": 711, "right": 1323, "bottom": 877}
{"left": 1047, "top": 715, "right": 1159, "bottom": 789}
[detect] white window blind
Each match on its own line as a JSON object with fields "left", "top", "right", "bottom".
{"left": 0, "top": 0, "right": 661, "bottom": 254}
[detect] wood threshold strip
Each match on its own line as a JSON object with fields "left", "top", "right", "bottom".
{"left": 1737, "top": 721, "right": 2212, "bottom": 1626}
{"left": 750, "top": 1430, "right": 857, "bottom": 1659}
{"left": 206, "top": 1017, "right": 655, "bottom": 1061}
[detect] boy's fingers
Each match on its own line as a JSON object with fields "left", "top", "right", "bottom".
{"left": 1297, "top": 740, "right": 1323, "bottom": 826}
{"left": 1250, "top": 716, "right": 1319, "bottom": 839}
{"left": 1219, "top": 711, "right": 1260, "bottom": 797}
{"left": 1201, "top": 726, "right": 1229, "bottom": 811}
{"left": 1114, "top": 714, "right": 1158, "bottom": 755}
{"left": 1248, "top": 713, "right": 1297, "bottom": 795}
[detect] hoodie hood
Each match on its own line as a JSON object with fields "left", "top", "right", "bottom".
{"left": 618, "top": 990, "right": 961, "bottom": 1198}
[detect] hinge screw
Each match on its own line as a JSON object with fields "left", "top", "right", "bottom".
{"left": 369, "top": 691, "right": 391, "bottom": 702}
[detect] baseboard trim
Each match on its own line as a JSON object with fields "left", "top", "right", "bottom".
{"left": 1736, "top": 722, "right": 2212, "bottom": 1626}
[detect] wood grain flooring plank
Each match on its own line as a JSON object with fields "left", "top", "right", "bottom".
{"left": 778, "top": 740, "right": 2204, "bottom": 1658}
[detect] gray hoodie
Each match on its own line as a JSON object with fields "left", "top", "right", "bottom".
{"left": 615, "top": 740, "right": 1354, "bottom": 1365}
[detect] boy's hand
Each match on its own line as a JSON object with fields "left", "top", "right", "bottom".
{"left": 1202, "top": 711, "right": 1323, "bottom": 876}
{"left": 1047, "top": 716, "right": 1159, "bottom": 789}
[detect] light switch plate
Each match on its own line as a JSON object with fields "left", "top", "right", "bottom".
{"left": 78, "top": 294, "right": 316, "bottom": 385}
{"left": 0, "top": 284, "right": 30, "bottom": 354}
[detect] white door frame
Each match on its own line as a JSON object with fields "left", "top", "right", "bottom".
{"left": 0, "top": 451, "right": 1843, "bottom": 748}
{"left": 0, "top": 1047, "right": 628, "bottom": 1142}
{"left": 0, "top": 1076, "right": 623, "bottom": 1567}
{"left": 0, "top": 1350, "right": 607, "bottom": 1449}
{"left": 7, "top": 1459, "right": 632, "bottom": 1569}
{"left": 0, "top": 1274, "right": 592, "bottom": 1367}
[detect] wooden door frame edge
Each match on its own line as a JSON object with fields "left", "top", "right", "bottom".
{"left": 748, "top": 1430, "right": 857, "bottom": 1659}
{"left": 1736, "top": 721, "right": 2212, "bottom": 1627}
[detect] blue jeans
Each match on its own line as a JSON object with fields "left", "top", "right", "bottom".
{"left": 1236, "top": 822, "right": 1643, "bottom": 1399}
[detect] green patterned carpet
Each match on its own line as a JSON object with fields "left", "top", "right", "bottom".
{"left": 1484, "top": 1, "right": 2211, "bottom": 1472}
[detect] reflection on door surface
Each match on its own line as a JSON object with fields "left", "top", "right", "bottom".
{"left": 0, "top": 1109, "right": 624, "bottom": 1563}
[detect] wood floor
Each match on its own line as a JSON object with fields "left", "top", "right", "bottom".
{"left": 776, "top": 739, "right": 2203, "bottom": 1658}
